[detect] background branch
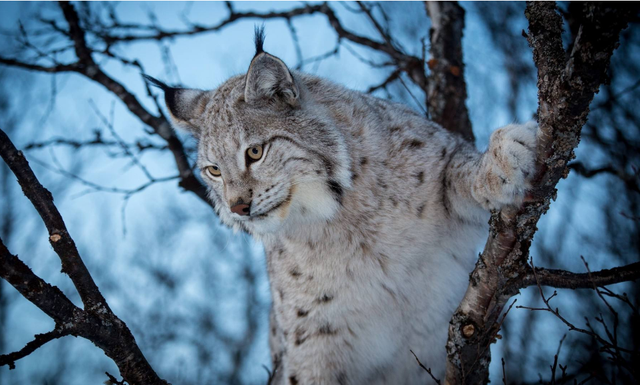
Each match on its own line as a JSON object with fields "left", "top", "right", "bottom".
{"left": 425, "top": 2, "right": 473, "bottom": 141}
{"left": 0, "top": 327, "right": 71, "bottom": 370}
{"left": 569, "top": 161, "right": 639, "bottom": 193}
{"left": 516, "top": 262, "right": 640, "bottom": 290}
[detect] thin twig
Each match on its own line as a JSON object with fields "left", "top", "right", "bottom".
{"left": 410, "top": 350, "right": 441, "bottom": 384}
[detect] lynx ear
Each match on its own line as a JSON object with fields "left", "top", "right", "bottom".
{"left": 244, "top": 28, "right": 299, "bottom": 107}
{"left": 143, "top": 74, "right": 207, "bottom": 136}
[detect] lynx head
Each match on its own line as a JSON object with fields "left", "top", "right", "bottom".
{"left": 145, "top": 27, "right": 352, "bottom": 235}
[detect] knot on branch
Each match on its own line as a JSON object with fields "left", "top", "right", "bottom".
{"left": 50, "top": 233, "right": 62, "bottom": 242}
{"left": 462, "top": 324, "right": 475, "bottom": 338}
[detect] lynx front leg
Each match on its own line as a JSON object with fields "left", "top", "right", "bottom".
{"left": 472, "top": 122, "right": 538, "bottom": 210}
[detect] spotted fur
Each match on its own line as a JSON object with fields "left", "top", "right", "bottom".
{"left": 149, "top": 33, "right": 538, "bottom": 384}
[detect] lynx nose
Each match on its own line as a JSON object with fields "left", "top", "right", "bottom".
{"left": 230, "top": 198, "right": 251, "bottom": 216}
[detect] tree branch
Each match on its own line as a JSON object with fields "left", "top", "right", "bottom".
{"left": 0, "top": 57, "right": 77, "bottom": 73}
{"left": 59, "top": 1, "right": 210, "bottom": 206}
{"left": 0, "top": 128, "right": 168, "bottom": 385}
{"left": 319, "top": 3, "right": 429, "bottom": 93}
{"left": 515, "top": 258, "right": 639, "bottom": 380}
{"left": 444, "top": 3, "right": 634, "bottom": 383}
{"left": 0, "top": 127, "right": 107, "bottom": 310}
{"left": 0, "top": 326, "right": 72, "bottom": 370}
{"left": 24, "top": 135, "right": 169, "bottom": 153}
{"left": 0, "top": 4, "right": 211, "bottom": 208}
{"left": 569, "top": 161, "right": 639, "bottom": 193}
{"left": 0, "top": 2, "right": 437, "bottom": 192}
{"left": 425, "top": 2, "right": 473, "bottom": 141}
{"left": 0, "top": 237, "right": 80, "bottom": 323}
{"left": 94, "top": 4, "right": 326, "bottom": 44}
{"left": 516, "top": 262, "right": 640, "bottom": 290}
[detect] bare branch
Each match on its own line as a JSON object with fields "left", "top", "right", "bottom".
{"left": 517, "top": 258, "right": 640, "bottom": 379}
{"left": 367, "top": 68, "right": 402, "bottom": 94}
{"left": 320, "top": 4, "right": 428, "bottom": 91}
{"left": 58, "top": 2, "right": 210, "bottom": 205}
{"left": 0, "top": 128, "right": 169, "bottom": 385}
{"left": 0, "top": 3, "right": 210, "bottom": 208}
{"left": 94, "top": 4, "right": 326, "bottom": 44}
{"left": 0, "top": 237, "right": 80, "bottom": 324}
{"left": 410, "top": 350, "right": 441, "bottom": 385}
{"left": 89, "top": 100, "right": 154, "bottom": 181}
{"left": 28, "top": 154, "right": 180, "bottom": 198}
{"left": 25, "top": 135, "right": 168, "bottom": 153}
{"left": 425, "top": 2, "right": 473, "bottom": 141}
{"left": 0, "top": 326, "right": 72, "bottom": 370}
{"left": 356, "top": 2, "right": 395, "bottom": 50}
{"left": 569, "top": 161, "right": 639, "bottom": 193}
{"left": 0, "top": 127, "right": 108, "bottom": 310}
{"left": 516, "top": 262, "right": 640, "bottom": 290}
{"left": 0, "top": 57, "right": 77, "bottom": 73}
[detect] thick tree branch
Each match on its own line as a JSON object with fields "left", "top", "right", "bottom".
{"left": 0, "top": 128, "right": 168, "bottom": 384}
{"left": 425, "top": 2, "right": 473, "bottom": 141}
{"left": 0, "top": 127, "right": 107, "bottom": 311}
{"left": 444, "top": 3, "right": 634, "bottom": 384}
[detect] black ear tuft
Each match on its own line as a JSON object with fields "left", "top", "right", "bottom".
{"left": 254, "top": 25, "right": 266, "bottom": 57}
{"left": 142, "top": 74, "right": 171, "bottom": 91}
{"left": 141, "top": 74, "right": 206, "bottom": 135}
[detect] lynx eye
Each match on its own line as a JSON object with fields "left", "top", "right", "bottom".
{"left": 205, "top": 165, "right": 221, "bottom": 177}
{"left": 247, "top": 145, "right": 263, "bottom": 161}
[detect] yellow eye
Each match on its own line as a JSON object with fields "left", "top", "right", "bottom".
{"left": 206, "top": 165, "right": 221, "bottom": 177}
{"left": 247, "top": 145, "right": 263, "bottom": 161}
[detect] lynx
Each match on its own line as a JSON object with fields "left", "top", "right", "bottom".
{"left": 145, "top": 29, "right": 538, "bottom": 384}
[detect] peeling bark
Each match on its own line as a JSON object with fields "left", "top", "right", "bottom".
{"left": 425, "top": 2, "right": 473, "bottom": 142}
{"left": 444, "top": 2, "right": 634, "bottom": 384}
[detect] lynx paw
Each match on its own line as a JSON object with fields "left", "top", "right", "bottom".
{"left": 472, "top": 121, "right": 538, "bottom": 210}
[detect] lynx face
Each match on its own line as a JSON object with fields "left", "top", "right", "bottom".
{"left": 195, "top": 94, "right": 348, "bottom": 235}
{"left": 145, "top": 31, "right": 351, "bottom": 235}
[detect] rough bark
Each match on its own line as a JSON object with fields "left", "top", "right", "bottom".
{"left": 444, "top": 3, "right": 634, "bottom": 384}
{"left": 425, "top": 2, "right": 474, "bottom": 142}
{"left": 0, "top": 128, "right": 168, "bottom": 385}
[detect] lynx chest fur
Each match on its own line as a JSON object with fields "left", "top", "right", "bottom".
{"left": 147, "top": 30, "right": 537, "bottom": 384}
